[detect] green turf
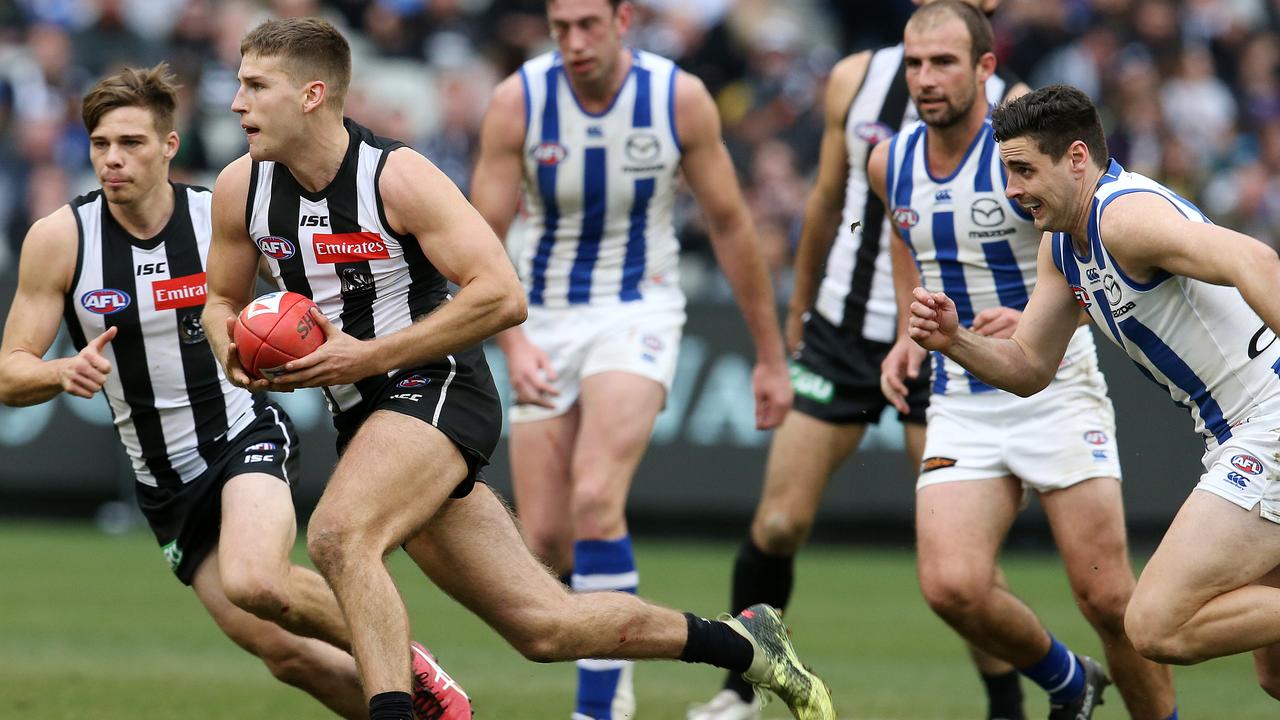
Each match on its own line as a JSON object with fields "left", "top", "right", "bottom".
{"left": 0, "top": 521, "right": 1271, "bottom": 719}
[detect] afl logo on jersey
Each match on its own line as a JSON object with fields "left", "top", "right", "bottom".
{"left": 1231, "top": 454, "right": 1264, "bottom": 475}
{"left": 81, "top": 288, "right": 131, "bottom": 315}
{"left": 397, "top": 374, "right": 430, "bottom": 389}
{"left": 256, "top": 235, "right": 296, "bottom": 260}
{"left": 891, "top": 207, "right": 919, "bottom": 229}
{"left": 531, "top": 142, "right": 568, "bottom": 166}
{"left": 1070, "top": 285, "right": 1091, "bottom": 310}
{"left": 1083, "top": 430, "right": 1109, "bottom": 445}
{"left": 854, "top": 121, "right": 893, "bottom": 145}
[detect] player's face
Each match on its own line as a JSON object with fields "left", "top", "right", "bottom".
{"left": 904, "top": 18, "right": 985, "bottom": 129}
{"left": 89, "top": 106, "right": 177, "bottom": 206}
{"left": 232, "top": 54, "right": 304, "bottom": 161}
{"left": 547, "top": 0, "right": 632, "bottom": 85}
{"left": 999, "top": 136, "right": 1077, "bottom": 231}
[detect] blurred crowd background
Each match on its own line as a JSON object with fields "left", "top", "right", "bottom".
{"left": 0, "top": 0, "right": 1278, "bottom": 301}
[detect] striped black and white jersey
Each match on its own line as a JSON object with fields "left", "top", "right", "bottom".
{"left": 65, "top": 183, "right": 256, "bottom": 488}
{"left": 245, "top": 118, "right": 471, "bottom": 414}
{"left": 816, "top": 43, "right": 1013, "bottom": 343}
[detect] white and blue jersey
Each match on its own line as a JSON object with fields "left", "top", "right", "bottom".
{"left": 1053, "top": 159, "right": 1280, "bottom": 448}
{"left": 516, "top": 50, "right": 682, "bottom": 308}
{"left": 887, "top": 119, "right": 1097, "bottom": 396}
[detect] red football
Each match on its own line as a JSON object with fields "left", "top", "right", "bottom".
{"left": 234, "top": 291, "right": 324, "bottom": 380}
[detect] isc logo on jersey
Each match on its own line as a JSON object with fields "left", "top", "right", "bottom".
{"left": 313, "top": 232, "right": 392, "bottom": 264}
{"left": 153, "top": 272, "right": 207, "bottom": 311}
{"left": 81, "top": 288, "right": 131, "bottom": 315}
{"left": 256, "top": 235, "right": 296, "bottom": 260}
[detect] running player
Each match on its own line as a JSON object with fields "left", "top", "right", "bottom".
{"left": 912, "top": 81, "right": 1280, "bottom": 702}
{"left": 692, "top": 1, "right": 1030, "bottom": 717}
{"left": 0, "top": 64, "right": 469, "bottom": 719}
{"left": 870, "top": 4, "right": 1175, "bottom": 719}
{"left": 202, "top": 18, "right": 831, "bottom": 720}
{"left": 469, "top": 1, "right": 790, "bottom": 717}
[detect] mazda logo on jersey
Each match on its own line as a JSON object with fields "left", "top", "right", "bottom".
{"left": 256, "top": 235, "right": 296, "bottom": 260}
{"left": 625, "top": 132, "right": 661, "bottom": 162}
{"left": 313, "top": 232, "right": 391, "bottom": 263}
{"left": 153, "top": 272, "right": 207, "bottom": 311}
{"left": 854, "top": 121, "right": 893, "bottom": 145}
{"left": 891, "top": 207, "right": 919, "bottom": 229}
{"left": 81, "top": 288, "right": 131, "bottom": 315}
{"left": 531, "top": 142, "right": 568, "bottom": 166}
{"left": 1103, "top": 275, "right": 1122, "bottom": 306}
{"left": 970, "top": 198, "right": 1005, "bottom": 227}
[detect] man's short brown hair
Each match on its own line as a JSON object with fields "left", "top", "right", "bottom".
{"left": 240, "top": 17, "right": 351, "bottom": 108}
{"left": 81, "top": 63, "right": 179, "bottom": 136}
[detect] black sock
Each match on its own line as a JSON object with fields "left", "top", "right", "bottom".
{"left": 981, "top": 670, "right": 1025, "bottom": 720}
{"left": 369, "top": 691, "right": 413, "bottom": 720}
{"left": 679, "top": 612, "right": 754, "bottom": 672}
{"left": 724, "top": 539, "right": 794, "bottom": 699}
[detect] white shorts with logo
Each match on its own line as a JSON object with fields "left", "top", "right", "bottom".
{"left": 509, "top": 284, "right": 686, "bottom": 424}
{"left": 1194, "top": 407, "right": 1280, "bottom": 523}
{"left": 916, "top": 361, "right": 1123, "bottom": 492}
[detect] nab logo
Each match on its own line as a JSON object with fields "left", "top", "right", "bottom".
{"left": 891, "top": 207, "right": 919, "bottom": 229}
{"left": 1231, "top": 454, "right": 1264, "bottom": 475}
{"left": 300, "top": 215, "right": 329, "bottom": 227}
{"left": 1083, "top": 430, "right": 1109, "bottom": 445}
{"left": 397, "top": 374, "right": 430, "bottom": 389}
{"left": 256, "top": 235, "right": 296, "bottom": 260}
{"left": 1086, "top": 268, "right": 1101, "bottom": 283}
{"left": 81, "top": 288, "right": 131, "bottom": 315}
{"left": 531, "top": 142, "right": 568, "bottom": 166}
{"left": 1070, "top": 285, "right": 1091, "bottom": 310}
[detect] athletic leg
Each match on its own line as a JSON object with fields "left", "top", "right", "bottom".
{"left": 1041, "top": 477, "right": 1175, "bottom": 719}
{"left": 509, "top": 406, "right": 580, "bottom": 575}
{"left": 191, "top": 547, "right": 366, "bottom": 719}
{"left": 306, "top": 411, "right": 469, "bottom": 700}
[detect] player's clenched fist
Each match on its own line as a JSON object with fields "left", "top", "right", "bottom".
{"left": 59, "top": 326, "right": 117, "bottom": 398}
{"left": 908, "top": 286, "right": 959, "bottom": 352}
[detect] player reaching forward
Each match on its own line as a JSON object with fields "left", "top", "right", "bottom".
{"left": 870, "top": 4, "right": 1175, "bottom": 719}
{"left": 203, "top": 18, "right": 832, "bottom": 720}
{"left": 0, "top": 64, "right": 468, "bottom": 719}
{"left": 913, "top": 81, "right": 1280, "bottom": 701}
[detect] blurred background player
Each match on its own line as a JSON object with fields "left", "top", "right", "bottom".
{"left": 871, "top": 3, "right": 1175, "bottom": 719}
{"left": 204, "top": 17, "right": 831, "bottom": 720}
{"left": 0, "top": 63, "right": 472, "bottom": 720}
{"left": 691, "top": 1, "right": 1030, "bottom": 717}
{"left": 470, "top": 1, "right": 791, "bottom": 717}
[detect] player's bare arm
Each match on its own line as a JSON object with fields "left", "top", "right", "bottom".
{"left": 471, "top": 73, "right": 558, "bottom": 408}
{"left": 911, "top": 235, "right": 1081, "bottom": 397}
{"left": 787, "top": 51, "right": 871, "bottom": 352}
{"left": 675, "top": 70, "right": 791, "bottom": 429}
{"left": 203, "top": 153, "right": 270, "bottom": 392}
{"left": 0, "top": 207, "right": 120, "bottom": 406}
{"left": 1099, "top": 191, "right": 1280, "bottom": 333}
{"left": 271, "top": 147, "right": 527, "bottom": 389}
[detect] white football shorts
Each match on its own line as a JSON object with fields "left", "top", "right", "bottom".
{"left": 916, "top": 357, "right": 1123, "bottom": 492}
{"left": 1194, "top": 407, "right": 1280, "bottom": 524}
{"left": 509, "top": 284, "right": 686, "bottom": 423}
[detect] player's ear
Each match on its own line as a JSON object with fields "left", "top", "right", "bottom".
{"left": 302, "top": 80, "right": 327, "bottom": 114}
{"left": 164, "top": 131, "right": 180, "bottom": 161}
{"left": 976, "top": 51, "right": 996, "bottom": 82}
{"left": 615, "top": 1, "right": 634, "bottom": 34}
{"left": 1068, "top": 140, "right": 1090, "bottom": 175}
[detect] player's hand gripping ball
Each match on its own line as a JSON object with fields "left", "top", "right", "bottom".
{"left": 234, "top": 291, "right": 324, "bottom": 380}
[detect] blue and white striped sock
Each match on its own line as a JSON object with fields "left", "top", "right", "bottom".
{"left": 1018, "top": 635, "right": 1085, "bottom": 704}
{"left": 572, "top": 537, "right": 638, "bottom": 720}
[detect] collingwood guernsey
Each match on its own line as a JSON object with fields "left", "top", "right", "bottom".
{"left": 245, "top": 118, "right": 464, "bottom": 414}
{"left": 66, "top": 183, "right": 255, "bottom": 488}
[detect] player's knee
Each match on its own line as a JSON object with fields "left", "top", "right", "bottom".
{"left": 1072, "top": 582, "right": 1131, "bottom": 637}
{"left": 257, "top": 639, "right": 316, "bottom": 688}
{"left": 752, "top": 510, "right": 810, "bottom": 556}
{"left": 918, "top": 563, "right": 990, "bottom": 621}
{"left": 306, "top": 519, "right": 359, "bottom": 577}
{"left": 570, "top": 481, "right": 625, "bottom": 537}
{"left": 1256, "top": 666, "right": 1280, "bottom": 701}
{"left": 222, "top": 569, "right": 289, "bottom": 621}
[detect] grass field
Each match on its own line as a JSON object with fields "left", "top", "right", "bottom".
{"left": 0, "top": 521, "right": 1272, "bottom": 719}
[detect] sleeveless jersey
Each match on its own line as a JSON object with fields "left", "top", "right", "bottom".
{"left": 246, "top": 118, "right": 460, "bottom": 414}
{"left": 516, "top": 49, "right": 682, "bottom": 308}
{"left": 816, "top": 43, "right": 1011, "bottom": 343}
{"left": 886, "top": 119, "right": 1097, "bottom": 395}
{"left": 1052, "top": 159, "right": 1280, "bottom": 447}
{"left": 66, "top": 184, "right": 255, "bottom": 488}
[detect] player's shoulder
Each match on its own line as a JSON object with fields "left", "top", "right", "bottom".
{"left": 26, "top": 203, "right": 78, "bottom": 245}
{"left": 212, "top": 153, "right": 254, "bottom": 195}
{"left": 19, "top": 204, "right": 79, "bottom": 279}
{"left": 488, "top": 71, "right": 528, "bottom": 118}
